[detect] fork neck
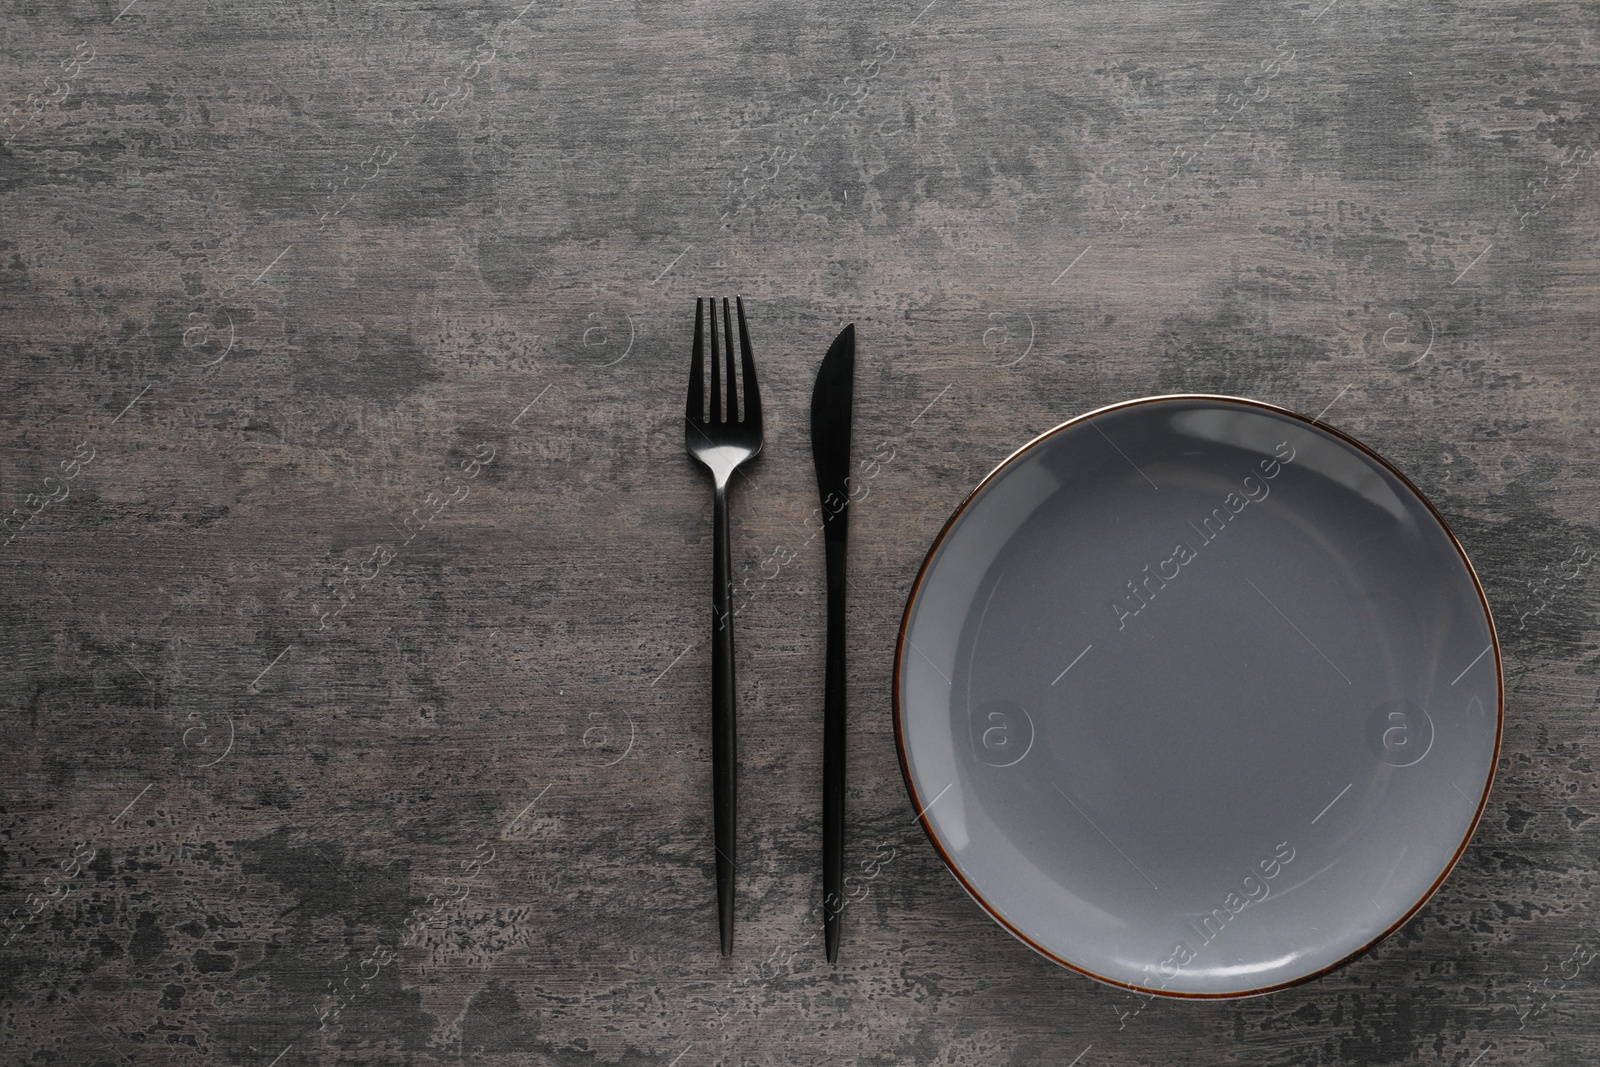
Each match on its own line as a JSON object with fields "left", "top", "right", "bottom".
{"left": 701, "top": 452, "right": 744, "bottom": 491}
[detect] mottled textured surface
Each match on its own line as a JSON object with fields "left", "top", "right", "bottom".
{"left": 1, "top": 0, "right": 1597, "bottom": 1063}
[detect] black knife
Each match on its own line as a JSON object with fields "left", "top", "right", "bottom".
{"left": 810, "top": 323, "right": 855, "bottom": 964}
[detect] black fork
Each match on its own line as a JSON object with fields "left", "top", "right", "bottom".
{"left": 683, "top": 297, "right": 763, "bottom": 955}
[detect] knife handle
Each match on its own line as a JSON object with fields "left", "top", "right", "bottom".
{"left": 822, "top": 532, "right": 847, "bottom": 963}
{"left": 711, "top": 483, "right": 737, "bottom": 956}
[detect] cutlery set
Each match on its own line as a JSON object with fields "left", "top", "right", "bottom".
{"left": 683, "top": 297, "right": 855, "bottom": 959}
{"left": 681, "top": 301, "right": 1502, "bottom": 992}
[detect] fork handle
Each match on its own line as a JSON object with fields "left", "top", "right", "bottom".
{"left": 711, "top": 481, "right": 737, "bottom": 956}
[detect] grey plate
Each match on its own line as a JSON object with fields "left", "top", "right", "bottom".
{"left": 894, "top": 395, "right": 1502, "bottom": 998}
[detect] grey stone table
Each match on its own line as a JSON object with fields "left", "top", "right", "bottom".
{"left": 2, "top": 0, "right": 1597, "bottom": 1063}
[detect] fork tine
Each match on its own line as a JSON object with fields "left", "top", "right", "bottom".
{"left": 735, "top": 297, "right": 760, "bottom": 426}
{"left": 722, "top": 298, "right": 739, "bottom": 423}
{"left": 709, "top": 296, "right": 723, "bottom": 423}
{"left": 687, "top": 298, "right": 704, "bottom": 424}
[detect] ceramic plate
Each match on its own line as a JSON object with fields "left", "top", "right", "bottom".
{"left": 894, "top": 395, "right": 1502, "bottom": 998}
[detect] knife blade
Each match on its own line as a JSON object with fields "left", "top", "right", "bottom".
{"left": 810, "top": 323, "right": 854, "bottom": 964}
